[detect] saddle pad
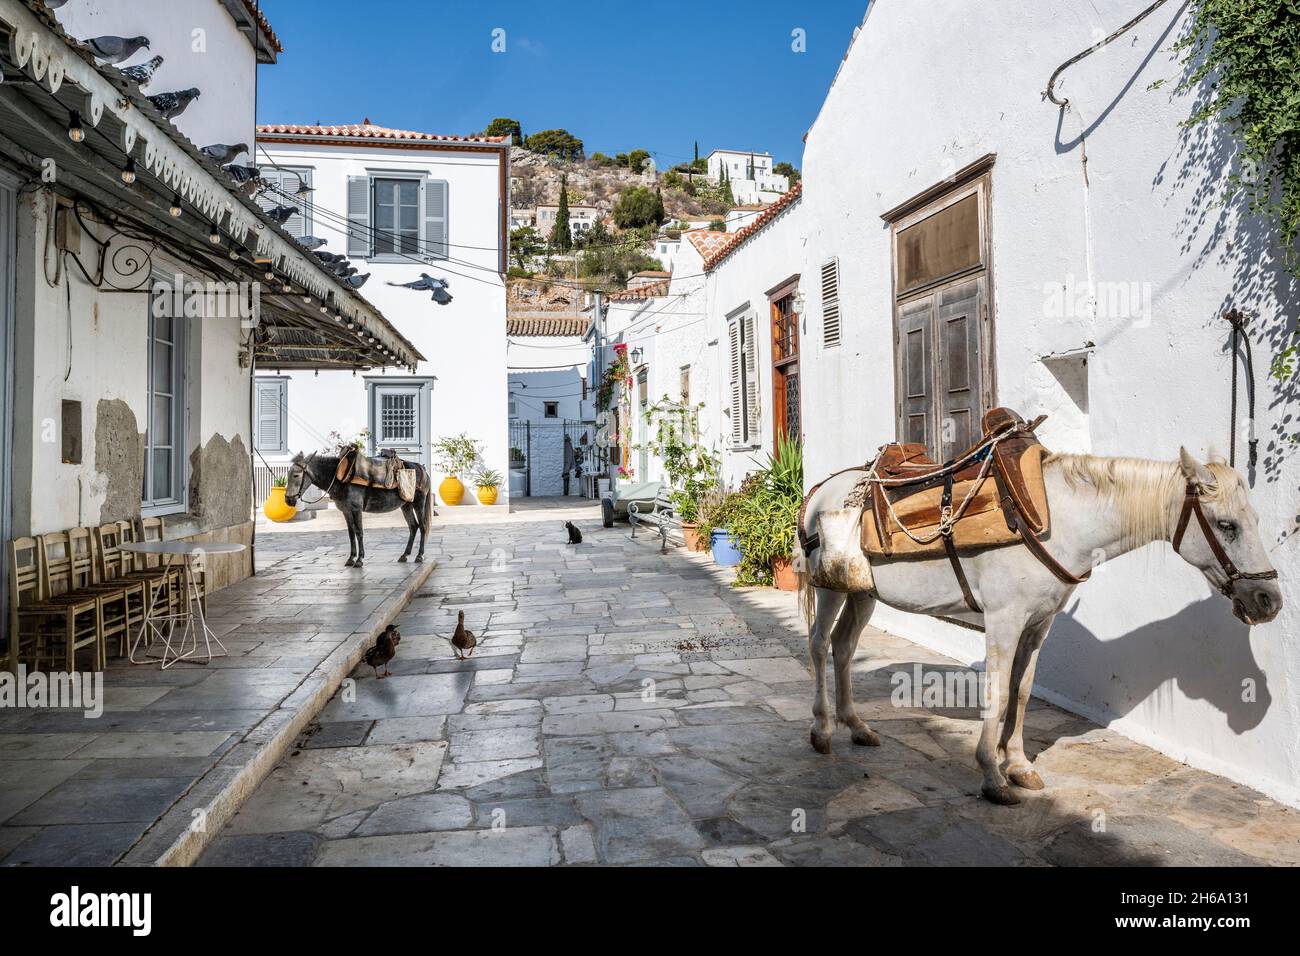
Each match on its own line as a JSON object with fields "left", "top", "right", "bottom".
{"left": 862, "top": 443, "right": 1050, "bottom": 559}
{"left": 396, "top": 468, "right": 417, "bottom": 502}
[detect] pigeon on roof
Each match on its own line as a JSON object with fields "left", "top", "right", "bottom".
{"left": 83, "top": 35, "right": 151, "bottom": 64}
{"left": 387, "top": 273, "right": 452, "bottom": 305}
{"left": 313, "top": 250, "right": 343, "bottom": 263}
{"left": 265, "top": 205, "right": 298, "bottom": 225}
{"left": 295, "top": 236, "right": 327, "bottom": 251}
{"left": 223, "top": 163, "right": 260, "bottom": 183}
{"left": 117, "top": 55, "right": 163, "bottom": 89}
{"left": 201, "top": 143, "right": 249, "bottom": 165}
{"left": 147, "top": 88, "right": 200, "bottom": 121}
{"left": 345, "top": 273, "right": 371, "bottom": 290}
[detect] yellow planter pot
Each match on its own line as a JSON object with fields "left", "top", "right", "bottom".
{"left": 476, "top": 485, "right": 499, "bottom": 505}
{"left": 439, "top": 475, "right": 465, "bottom": 505}
{"left": 263, "top": 486, "right": 297, "bottom": 522}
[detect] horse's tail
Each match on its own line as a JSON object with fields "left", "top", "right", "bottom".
{"left": 421, "top": 464, "right": 434, "bottom": 528}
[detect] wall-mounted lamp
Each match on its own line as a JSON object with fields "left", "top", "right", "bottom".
{"left": 630, "top": 347, "right": 644, "bottom": 365}
{"left": 792, "top": 291, "right": 806, "bottom": 316}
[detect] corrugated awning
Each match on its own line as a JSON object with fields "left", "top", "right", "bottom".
{"left": 0, "top": 0, "right": 423, "bottom": 373}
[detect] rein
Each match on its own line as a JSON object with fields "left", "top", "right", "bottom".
{"left": 1172, "top": 481, "right": 1278, "bottom": 596}
{"left": 292, "top": 455, "right": 338, "bottom": 506}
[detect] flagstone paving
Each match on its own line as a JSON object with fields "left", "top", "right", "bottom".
{"left": 199, "top": 517, "right": 1300, "bottom": 867}
{"left": 0, "top": 530, "right": 431, "bottom": 867}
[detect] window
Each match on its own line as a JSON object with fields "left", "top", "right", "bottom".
{"left": 820, "top": 258, "right": 841, "bottom": 347}
{"left": 885, "top": 158, "right": 994, "bottom": 461}
{"left": 770, "top": 279, "right": 801, "bottom": 444}
{"left": 727, "top": 308, "right": 760, "bottom": 447}
{"left": 544, "top": 401, "right": 559, "bottom": 419}
{"left": 254, "top": 377, "right": 288, "bottom": 456}
{"left": 142, "top": 311, "right": 186, "bottom": 513}
{"left": 347, "top": 175, "right": 448, "bottom": 261}
{"left": 680, "top": 365, "right": 690, "bottom": 407}
{"left": 257, "top": 166, "right": 312, "bottom": 238}
{"left": 380, "top": 391, "right": 417, "bottom": 442}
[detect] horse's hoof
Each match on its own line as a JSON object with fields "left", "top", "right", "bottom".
{"left": 344, "top": 559, "right": 355, "bottom": 567}
{"left": 1008, "top": 768, "right": 1045, "bottom": 791}
{"left": 810, "top": 730, "right": 833, "bottom": 755}
{"left": 414, "top": 555, "right": 424, "bottom": 563}
{"left": 397, "top": 555, "right": 408, "bottom": 563}
{"left": 981, "top": 783, "right": 1022, "bottom": 806}
{"left": 851, "top": 726, "right": 881, "bottom": 747}
{"left": 354, "top": 560, "right": 364, "bottom": 568}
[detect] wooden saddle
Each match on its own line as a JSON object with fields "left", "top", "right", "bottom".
{"left": 335, "top": 447, "right": 421, "bottom": 502}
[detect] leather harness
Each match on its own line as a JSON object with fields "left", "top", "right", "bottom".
{"left": 1172, "top": 481, "right": 1278, "bottom": 597}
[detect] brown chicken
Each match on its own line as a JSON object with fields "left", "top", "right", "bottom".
{"left": 363, "top": 624, "right": 400, "bottom": 678}
{"left": 451, "top": 611, "right": 477, "bottom": 660}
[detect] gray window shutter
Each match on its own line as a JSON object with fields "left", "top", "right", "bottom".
{"left": 936, "top": 277, "right": 984, "bottom": 461}
{"left": 255, "top": 380, "right": 285, "bottom": 453}
{"left": 728, "top": 319, "right": 743, "bottom": 446}
{"left": 895, "top": 295, "right": 935, "bottom": 456}
{"left": 423, "top": 179, "right": 449, "bottom": 259}
{"left": 820, "top": 257, "right": 841, "bottom": 347}
{"left": 742, "top": 310, "right": 760, "bottom": 443}
{"left": 347, "top": 176, "right": 371, "bottom": 258}
{"left": 257, "top": 169, "right": 309, "bottom": 238}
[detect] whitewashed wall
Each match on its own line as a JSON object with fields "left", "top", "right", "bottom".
{"left": 258, "top": 141, "right": 508, "bottom": 506}
{"left": 52, "top": 0, "right": 259, "bottom": 152}
{"left": 800, "top": 0, "right": 1300, "bottom": 805}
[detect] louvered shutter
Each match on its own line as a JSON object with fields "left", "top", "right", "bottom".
{"left": 936, "top": 277, "right": 984, "bottom": 461}
{"left": 728, "top": 319, "right": 743, "bottom": 446}
{"left": 255, "top": 380, "right": 286, "bottom": 453}
{"left": 821, "top": 257, "right": 841, "bottom": 347}
{"left": 423, "top": 179, "right": 449, "bottom": 259}
{"left": 896, "top": 295, "right": 935, "bottom": 457}
{"left": 256, "top": 169, "right": 309, "bottom": 238}
{"left": 742, "top": 310, "right": 760, "bottom": 443}
{"left": 347, "top": 176, "right": 371, "bottom": 258}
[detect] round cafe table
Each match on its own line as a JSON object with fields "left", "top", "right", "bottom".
{"left": 121, "top": 541, "right": 245, "bottom": 669}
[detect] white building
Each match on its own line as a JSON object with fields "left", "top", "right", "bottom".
{"left": 0, "top": 0, "right": 418, "bottom": 645}
{"left": 649, "top": 235, "right": 680, "bottom": 273}
{"left": 705, "top": 149, "right": 790, "bottom": 204}
{"left": 536, "top": 203, "right": 600, "bottom": 238}
{"left": 506, "top": 314, "right": 597, "bottom": 497}
{"left": 255, "top": 123, "right": 509, "bottom": 503}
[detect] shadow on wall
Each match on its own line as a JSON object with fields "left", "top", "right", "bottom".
{"left": 1039, "top": 595, "right": 1269, "bottom": 737}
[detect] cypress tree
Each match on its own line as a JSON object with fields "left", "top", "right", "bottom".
{"left": 551, "top": 175, "right": 573, "bottom": 252}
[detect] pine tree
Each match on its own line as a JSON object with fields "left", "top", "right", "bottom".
{"left": 653, "top": 186, "right": 666, "bottom": 225}
{"left": 551, "top": 175, "right": 573, "bottom": 252}
{"left": 694, "top": 141, "right": 699, "bottom": 163}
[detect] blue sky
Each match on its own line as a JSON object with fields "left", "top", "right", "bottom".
{"left": 256, "top": 0, "right": 869, "bottom": 169}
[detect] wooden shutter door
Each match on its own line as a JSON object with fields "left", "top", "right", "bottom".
{"left": 820, "top": 258, "right": 841, "bottom": 347}
{"left": 346, "top": 176, "right": 370, "bottom": 258}
{"left": 424, "top": 180, "right": 449, "bottom": 259}
{"left": 255, "top": 381, "right": 283, "bottom": 452}
{"left": 895, "top": 294, "right": 936, "bottom": 456}
{"left": 936, "top": 277, "right": 984, "bottom": 461}
{"left": 728, "top": 319, "right": 743, "bottom": 446}
{"left": 743, "top": 310, "right": 760, "bottom": 442}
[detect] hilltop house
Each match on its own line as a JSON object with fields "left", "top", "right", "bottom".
{"left": 705, "top": 149, "right": 789, "bottom": 204}
{"left": 0, "top": 0, "right": 420, "bottom": 644}
{"left": 255, "top": 123, "right": 509, "bottom": 502}
{"left": 536, "top": 202, "right": 600, "bottom": 238}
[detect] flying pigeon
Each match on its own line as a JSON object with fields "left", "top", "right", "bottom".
{"left": 83, "top": 35, "right": 151, "bottom": 65}
{"left": 265, "top": 204, "right": 298, "bottom": 225}
{"left": 118, "top": 55, "right": 163, "bottom": 89}
{"left": 45, "top": 0, "right": 70, "bottom": 8}
{"left": 387, "top": 273, "right": 453, "bottom": 305}
{"left": 201, "top": 143, "right": 249, "bottom": 165}
{"left": 148, "top": 88, "right": 200, "bottom": 121}
{"left": 295, "top": 236, "right": 327, "bottom": 251}
{"left": 345, "top": 273, "right": 371, "bottom": 290}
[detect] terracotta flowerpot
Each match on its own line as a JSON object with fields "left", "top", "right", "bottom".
{"left": 263, "top": 486, "right": 297, "bottom": 523}
{"left": 439, "top": 475, "right": 465, "bottom": 505}
{"left": 682, "top": 523, "right": 706, "bottom": 552}
{"left": 772, "top": 557, "right": 799, "bottom": 591}
{"left": 476, "top": 485, "right": 499, "bottom": 505}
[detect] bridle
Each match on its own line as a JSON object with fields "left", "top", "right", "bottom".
{"left": 1172, "top": 481, "right": 1278, "bottom": 597}
{"left": 289, "top": 453, "right": 337, "bottom": 506}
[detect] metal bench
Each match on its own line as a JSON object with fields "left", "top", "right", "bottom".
{"left": 629, "top": 486, "right": 680, "bottom": 552}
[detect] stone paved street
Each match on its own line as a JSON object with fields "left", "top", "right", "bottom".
{"left": 199, "top": 516, "right": 1300, "bottom": 867}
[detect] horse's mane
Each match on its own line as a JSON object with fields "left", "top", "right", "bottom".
{"left": 1044, "top": 453, "right": 1247, "bottom": 547}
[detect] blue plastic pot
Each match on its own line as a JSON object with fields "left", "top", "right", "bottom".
{"left": 710, "top": 529, "right": 743, "bottom": 567}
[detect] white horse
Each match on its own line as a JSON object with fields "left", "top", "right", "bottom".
{"left": 795, "top": 448, "right": 1281, "bottom": 805}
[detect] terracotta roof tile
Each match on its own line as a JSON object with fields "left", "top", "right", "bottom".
{"left": 240, "top": 0, "right": 283, "bottom": 54}
{"left": 507, "top": 315, "right": 590, "bottom": 337}
{"left": 704, "top": 182, "right": 803, "bottom": 271}
{"left": 685, "top": 230, "right": 732, "bottom": 260}
{"left": 256, "top": 122, "right": 508, "bottom": 145}
{"left": 608, "top": 279, "right": 671, "bottom": 301}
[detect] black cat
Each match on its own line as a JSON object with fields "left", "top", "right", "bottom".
{"left": 565, "top": 521, "right": 583, "bottom": 545}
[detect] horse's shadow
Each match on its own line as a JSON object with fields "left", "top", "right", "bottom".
{"left": 1034, "top": 596, "right": 1270, "bottom": 741}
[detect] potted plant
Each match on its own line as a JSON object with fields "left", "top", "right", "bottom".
{"left": 432, "top": 433, "right": 482, "bottom": 505}
{"left": 725, "top": 435, "right": 804, "bottom": 588}
{"left": 639, "top": 397, "right": 719, "bottom": 552}
{"left": 263, "top": 474, "right": 297, "bottom": 523}
{"left": 475, "top": 467, "right": 503, "bottom": 505}
{"left": 697, "top": 483, "right": 747, "bottom": 567}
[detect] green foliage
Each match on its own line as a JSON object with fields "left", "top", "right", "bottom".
{"left": 662, "top": 170, "right": 684, "bottom": 189}
{"left": 272, "top": 474, "right": 288, "bottom": 488}
{"left": 525, "top": 128, "right": 584, "bottom": 161}
{"left": 1170, "top": 0, "right": 1300, "bottom": 267}
{"left": 506, "top": 265, "right": 533, "bottom": 280}
{"left": 578, "top": 241, "right": 662, "bottom": 283}
{"left": 613, "top": 185, "right": 666, "bottom": 229}
{"left": 484, "top": 117, "right": 523, "bottom": 145}
{"left": 773, "top": 161, "right": 801, "bottom": 184}
{"left": 708, "top": 220, "right": 725, "bottom": 231}
{"left": 475, "top": 466, "right": 504, "bottom": 488}
{"left": 590, "top": 152, "right": 616, "bottom": 167}
{"left": 550, "top": 175, "right": 573, "bottom": 252}
{"left": 722, "top": 435, "right": 804, "bottom": 587}
{"left": 636, "top": 398, "right": 719, "bottom": 524}
{"left": 432, "top": 433, "right": 482, "bottom": 476}
{"left": 510, "top": 225, "right": 544, "bottom": 269}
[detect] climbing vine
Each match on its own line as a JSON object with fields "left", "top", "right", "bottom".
{"left": 1167, "top": 1, "right": 1300, "bottom": 270}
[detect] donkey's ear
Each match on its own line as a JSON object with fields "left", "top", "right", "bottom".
{"left": 1179, "top": 447, "right": 1216, "bottom": 491}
